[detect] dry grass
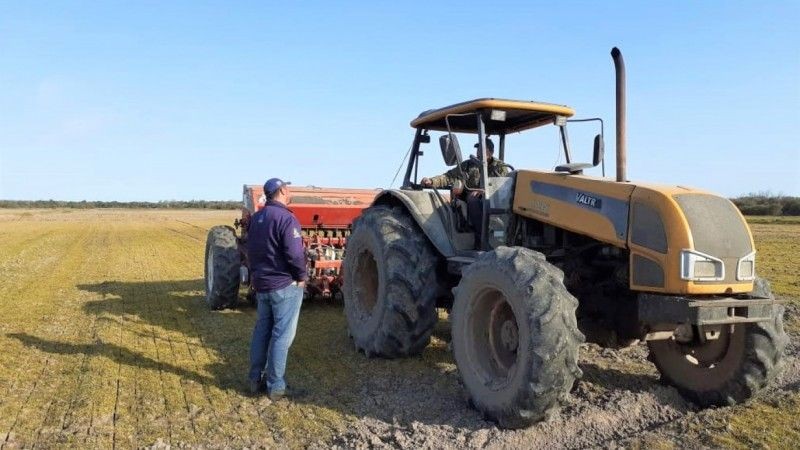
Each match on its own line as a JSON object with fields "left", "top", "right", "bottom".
{"left": 0, "top": 209, "right": 796, "bottom": 448}
{"left": 749, "top": 220, "right": 800, "bottom": 301}
{"left": 0, "top": 209, "right": 456, "bottom": 448}
{"left": 705, "top": 218, "right": 800, "bottom": 448}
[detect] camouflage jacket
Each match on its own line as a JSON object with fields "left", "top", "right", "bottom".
{"left": 428, "top": 157, "right": 510, "bottom": 189}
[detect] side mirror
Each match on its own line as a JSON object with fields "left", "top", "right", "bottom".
{"left": 439, "top": 134, "right": 462, "bottom": 167}
{"left": 592, "top": 134, "right": 604, "bottom": 167}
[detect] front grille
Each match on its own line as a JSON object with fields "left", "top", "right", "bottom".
{"left": 673, "top": 194, "right": 753, "bottom": 284}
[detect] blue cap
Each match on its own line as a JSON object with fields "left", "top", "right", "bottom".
{"left": 264, "top": 178, "right": 291, "bottom": 195}
{"left": 474, "top": 137, "right": 494, "bottom": 151}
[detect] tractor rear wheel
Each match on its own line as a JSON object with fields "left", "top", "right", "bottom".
{"left": 451, "top": 246, "right": 584, "bottom": 429}
{"left": 648, "top": 277, "right": 788, "bottom": 406}
{"left": 343, "top": 205, "right": 440, "bottom": 357}
{"left": 204, "top": 225, "right": 240, "bottom": 310}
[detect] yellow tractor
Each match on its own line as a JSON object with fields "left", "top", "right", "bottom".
{"left": 342, "top": 48, "right": 787, "bottom": 428}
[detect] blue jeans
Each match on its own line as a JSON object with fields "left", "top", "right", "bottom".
{"left": 248, "top": 284, "right": 303, "bottom": 393}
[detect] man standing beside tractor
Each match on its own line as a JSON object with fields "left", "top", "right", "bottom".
{"left": 246, "top": 177, "right": 307, "bottom": 400}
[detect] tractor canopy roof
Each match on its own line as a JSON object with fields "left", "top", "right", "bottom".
{"left": 410, "top": 98, "right": 575, "bottom": 134}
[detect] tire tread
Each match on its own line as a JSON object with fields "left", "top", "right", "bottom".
{"left": 204, "top": 225, "right": 240, "bottom": 310}
{"left": 344, "top": 205, "right": 440, "bottom": 358}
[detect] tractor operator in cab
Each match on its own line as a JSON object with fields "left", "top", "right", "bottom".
{"left": 421, "top": 137, "right": 510, "bottom": 247}
{"left": 420, "top": 137, "right": 509, "bottom": 193}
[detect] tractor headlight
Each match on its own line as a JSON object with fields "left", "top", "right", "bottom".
{"left": 680, "top": 249, "right": 724, "bottom": 281}
{"left": 737, "top": 251, "right": 756, "bottom": 281}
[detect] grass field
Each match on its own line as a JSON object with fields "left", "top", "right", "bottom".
{"left": 0, "top": 209, "right": 456, "bottom": 448}
{"left": 707, "top": 218, "right": 800, "bottom": 448}
{"left": 0, "top": 209, "right": 797, "bottom": 448}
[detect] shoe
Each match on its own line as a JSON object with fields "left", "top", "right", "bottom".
{"left": 268, "top": 386, "right": 307, "bottom": 401}
{"left": 268, "top": 389, "right": 286, "bottom": 401}
{"left": 248, "top": 378, "right": 265, "bottom": 396}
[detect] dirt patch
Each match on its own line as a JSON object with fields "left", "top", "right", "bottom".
{"left": 328, "top": 326, "right": 799, "bottom": 450}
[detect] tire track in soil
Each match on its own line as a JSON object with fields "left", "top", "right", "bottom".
{"left": 166, "top": 227, "right": 202, "bottom": 243}
{"left": 110, "top": 376, "right": 122, "bottom": 450}
{"left": 0, "top": 232, "right": 67, "bottom": 406}
{"left": 0, "top": 229, "right": 57, "bottom": 268}
{"left": 190, "top": 320, "right": 275, "bottom": 445}
{"left": 49, "top": 230, "right": 111, "bottom": 446}
{"left": 33, "top": 294, "right": 99, "bottom": 449}
{"left": 108, "top": 241, "right": 151, "bottom": 450}
{"left": 76, "top": 238, "right": 119, "bottom": 448}
{"left": 58, "top": 228, "right": 129, "bottom": 449}
{"left": 139, "top": 272, "right": 176, "bottom": 445}
{"left": 167, "top": 217, "right": 275, "bottom": 447}
{"left": 87, "top": 228, "right": 174, "bottom": 448}
{"left": 172, "top": 217, "right": 220, "bottom": 241}
{"left": 145, "top": 232, "right": 202, "bottom": 443}
{"left": 175, "top": 220, "right": 211, "bottom": 232}
{"left": 160, "top": 230, "right": 223, "bottom": 435}
{"left": 128, "top": 229, "right": 203, "bottom": 445}
{"left": 1, "top": 360, "right": 51, "bottom": 450}
{"left": 0, "top": 230, "right": 65, "bottom": 300}
{"left": 165, "top": 217, "right": 272, "bottom": 447}
{"left": 105, "top": 230, "right": 129, "bottom": 450}
{"left": 0, "top": 227, "right": 94, "bottom": 447}
{"left": 102, "top": 239, "right": 172, "bottom": 448}
{"left": 109, "top": 277, "right": 126, "bottom": 450}
{"left": 129, "top": 298, "right": 144, "bottom": 449}
{"left": 175, "top": 327, "right": 222, "bottom": 427}
{"left": 182, "top": 311, "right": 268, "bottom": 445}
{"left": 154, "top": 297, "right": 199, "bottom": 438}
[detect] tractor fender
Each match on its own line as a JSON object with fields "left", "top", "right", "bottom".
{"left": 371, "top": 189, "right": 456, "bottom": 258}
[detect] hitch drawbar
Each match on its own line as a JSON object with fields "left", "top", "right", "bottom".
{"left": 638, "top": 294, "right": 780, "bottom": 326}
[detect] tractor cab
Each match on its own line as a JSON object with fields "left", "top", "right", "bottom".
{"left": 403, "top": 98, "right": 604, "bottom": 250}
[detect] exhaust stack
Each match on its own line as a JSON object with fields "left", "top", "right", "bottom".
{"left": 611, "top": 47, "right": 627, "bottom": 182}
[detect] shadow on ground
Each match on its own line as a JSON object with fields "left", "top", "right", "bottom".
{"left": 9, "top": 278, "right": 673, "bottom": 432}
{"left": 7, "top": 332, "right": 212, "bottom": 384}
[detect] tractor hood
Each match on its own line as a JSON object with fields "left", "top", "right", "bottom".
{"left": 513, "top": 171, "right": 755, "bottom": 295}
{"left": 627, "top": 183, "right": 755, "bottom": 295}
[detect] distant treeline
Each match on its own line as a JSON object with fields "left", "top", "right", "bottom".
{"left": 2, "top": 194, "right": 799, "bottom": 216}
{"left": 731, "top": 193, "right": 800, "bottom": 216}
{"left": 0, "top": 200, "right": 240, "bottom": 210}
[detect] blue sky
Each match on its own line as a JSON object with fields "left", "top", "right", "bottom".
{"left": 0, "top": 1, "right": 798, "bottom": 201}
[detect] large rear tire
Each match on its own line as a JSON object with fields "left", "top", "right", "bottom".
{"left": 648, "top": 277, "right": 788, "bottom": 406}
{"left": 204, "top": 225, "right": 240, "bottom": 310}
{"left": 343, "top": 205, "right": 440, "bottom": 357}
{"left": 451, "top": 246, "right": 584, "bottom": 429}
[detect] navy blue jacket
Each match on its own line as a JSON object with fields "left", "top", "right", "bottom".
{"left": 247, "top": 201, "right": 307, "bottom": 292}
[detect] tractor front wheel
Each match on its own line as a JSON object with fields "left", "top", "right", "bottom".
{"left": 451, "top": 246, "right": 584, "bottom": 429}
{"left": 648, "top": 278, "right": 788, "bottom": 406}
